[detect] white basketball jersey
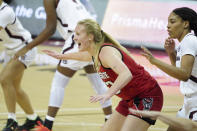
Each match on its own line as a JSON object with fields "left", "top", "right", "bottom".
{"left": 0, "top": 2, "right": 32, "bottom": 50}
{"left": 56, "top": 0, "right": 93, "bottom": 40}
{"left": 176, "top": 33, "right": 197, "bottom": 96}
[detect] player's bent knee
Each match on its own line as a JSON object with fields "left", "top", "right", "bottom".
{"left": 49, "top": 71, "right": 70, "bottom": 107}
{"left": 0, "top": 74, "right": 12, "bottom": 87}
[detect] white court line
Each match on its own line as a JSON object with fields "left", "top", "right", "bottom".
{"left": 0, "top": 122, "right": 166, "bottom": 130}
{"left": 55, "top": 118, "right": 167, "bottom": 130}
{"left": 163, "top": 106, "right": 181, "bottom": 109}
{"left": 55, "top": 122, "right": 102, "bottom": 126}
{"left": 0, "top": 108, "right": 100, "bottom": 115}
{"left": 0, "top": 106, "right": 180, "bottom": 115}
{"left": 54, "top": 122, "right": 166, "bottom": 131}
{"left": 149, "top": 127, "right": 166, "bottom": 131}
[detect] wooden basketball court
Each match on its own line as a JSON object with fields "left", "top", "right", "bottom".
{"left": 0, "top": 45, "right": 183, "bottom": 131}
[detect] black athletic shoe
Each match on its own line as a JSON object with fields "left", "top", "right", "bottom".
{"left": 2, "top": 119, "right": 18, "bottom": 131}
{"left": 105, "top": 118, "right": 108, "bottom": 122}
{"left": 16, "top": 116, "right": 43, "bottom": 131}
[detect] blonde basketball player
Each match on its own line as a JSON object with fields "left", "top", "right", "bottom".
{"left": 14, "top": 0, "right": 112, "bottom": 130}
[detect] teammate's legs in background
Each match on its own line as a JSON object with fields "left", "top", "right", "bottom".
{"left": 0, "top": 59, "right": 23, "bottom": 131}
{"left": 0, "top": 59, "right": 40, "bottom": 131}
{"left": 84, "top": 65, "right": 112, "bottom": 121}
{"left": 14, "top": 64, "right": 43, "bottom": 130}
{"left": 14, "top": 65, "right": 34, "bottom": 114}
{"left": 0, "top": 48, "right": 42, "bottom": 131}
{"left": 0, "top": 59, "right": 21, "bottom": 115}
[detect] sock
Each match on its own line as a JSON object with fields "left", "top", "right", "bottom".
{"left": 105, "top": 114, "right": 111, "bottom": 121}
{"left": 27, "top": 113, "right": 38, "bottom": 120}
{"left": 44, "top": 115, "right": 54, "bottom": 130}
{"left": 46, "top": 115, "right": 55, "bottom": 121}
{"left": 8, "top": 112, "right": 17, "bottom": 121}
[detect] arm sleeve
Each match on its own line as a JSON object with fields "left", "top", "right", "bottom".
{"left": 0, "top": 6, "right": 16, "bottom": 28}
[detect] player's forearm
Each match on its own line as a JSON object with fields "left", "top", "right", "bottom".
{"left": 26, "top": 26, "right": 56, "bottom": 50}
{"left": 158, "top": 115, "right": 194, "bottom": 131}
{"left": 167, "top": 51, "right": 176, "bottom": 66}
{"left": 61, "top": 52, "right": 92, "bottom": 61}
{"left": 151, "top": 58, "right": 189, "bottom": 81}
{"left": 107, "top": 71, "right": 132, "bottom": 97}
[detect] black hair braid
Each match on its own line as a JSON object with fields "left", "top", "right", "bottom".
{"left": 3, "top": 0, "right": 12, "bottom": 4}
{"left": 191, "top": 19, "right": 197, "bottom": 36}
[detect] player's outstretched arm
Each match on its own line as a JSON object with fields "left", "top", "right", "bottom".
{"left": 43, "top": 49, "right": 92, "bottom": 61}
{"left": 129, "top": 109, "right": 197, "bottom": 131}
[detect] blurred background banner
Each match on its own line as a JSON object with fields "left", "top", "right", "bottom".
{"left": 8, "top": 0, "right": 109, "bottom": 40}
{"left": 9, "top": 0, "right": 49, "bottom": 38}
{"left": 8, "top": 0, "right": 197, "bottom": 47}
{"left": 102, "top": 0, "right": 197, "bottom": 49}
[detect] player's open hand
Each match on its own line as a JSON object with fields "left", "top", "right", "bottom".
{"left": 141, "top": 46, "right": 155, "bottom": 64}
{"left": 42, "top": 49, "right": 63, "bottom": 60}
{"left": 90, "top": 94, "right": 111, "bottom": 104}
{"left": 164, "top": 37, "right": 175, "bottom": 54}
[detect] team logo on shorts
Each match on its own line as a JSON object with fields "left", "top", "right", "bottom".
{"left": 142, "top": 98, "right": 153, "bottom": 110}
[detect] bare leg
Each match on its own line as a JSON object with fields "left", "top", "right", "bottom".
{"left": 121, "top": 115, "right": 150, "bottom": 131}
{"left": 102, "top": 110, "right": 126, "bottom": 131}
{"left": 102, "top": 106, "right": 113, "bottom": 116}
{"left": 167, "top": 126, "right": 180, "bottom": 131}
{"left": 0, "top": 59, "right": 26, "bottom": 113}
{"left": 47, "top": 107, "right": 59, "bottom": 117}
{"left": 12, "top": 65, "right": 34, "bottom": 114}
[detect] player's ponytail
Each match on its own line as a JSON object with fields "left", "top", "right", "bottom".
{"left": 102, "top": 31, "right": 133, "bottom": 59}
{"left": 78, "top": 19, "right": 132, "bottom": 70}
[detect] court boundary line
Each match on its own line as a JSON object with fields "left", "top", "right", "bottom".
{"left": 0, "top": 105, "right": 181, "bottom": 115}
{"left": 0, "top": 122, "right": 166, "bottom": 130}
{"left": 0, "top": 106, "right": 170, "bottom": 131}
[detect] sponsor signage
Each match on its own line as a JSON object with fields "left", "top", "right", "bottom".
{"left": 102, "top": 0, "right": 197, "bottom": 49}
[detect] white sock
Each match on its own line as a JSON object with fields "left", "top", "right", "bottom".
{"left": 46, "top": 115, "right": 55, "bottom": 121}
{"left": 8, "top": 112, "right": 17, "bottom": 121}
{"left": 105, "top": 114, "right": 111, "bottom": 120}
{"left": 27, "top": 113, "right": 38, "bottom": 120}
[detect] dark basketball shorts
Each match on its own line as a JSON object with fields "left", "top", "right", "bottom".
{"left": 116, "top": 84, "right": 163, "bottom": 125}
